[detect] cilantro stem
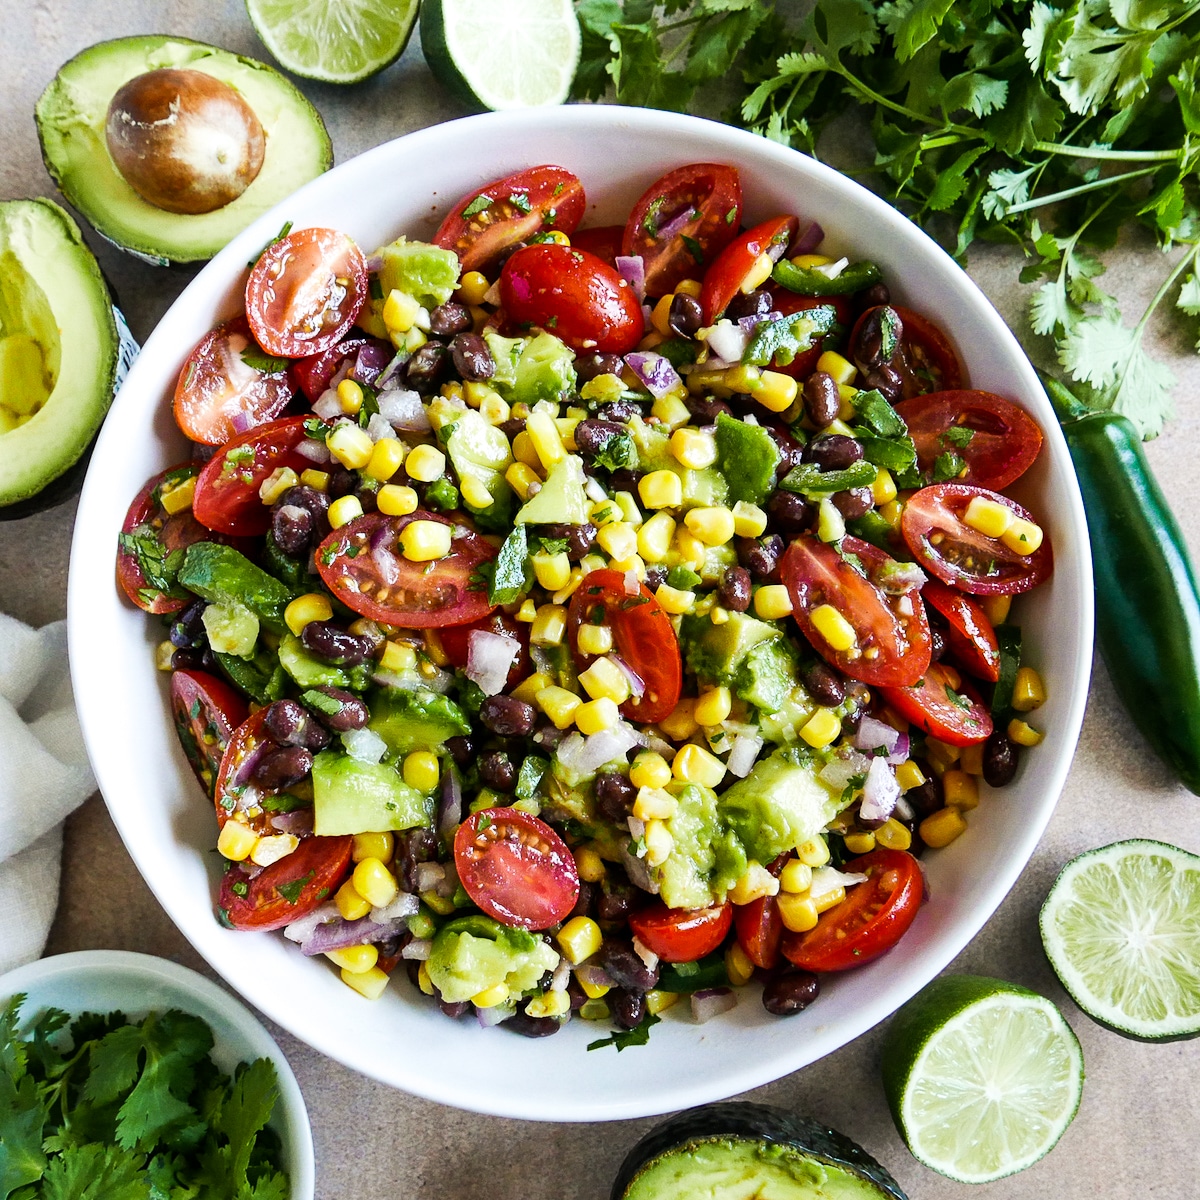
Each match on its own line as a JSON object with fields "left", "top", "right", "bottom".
{"left": 832, "top": 63, "right": 977, "bottom": 137}
{"left": 1004, "top": 166, "right": 1161, "bottom": 215}
{"left": 1032, "top": 141, "right": 1184, "bottom": 163}
{"left": 1134, "top": 241, "right": 1200, "bottom": 339}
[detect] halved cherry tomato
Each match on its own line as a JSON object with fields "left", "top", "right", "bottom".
{"left": 315, "top": 509, "right": 497, "bottom": 629}
{"left": 171, "top": 668, "right": 249, "bottom": 799}
{"left": 433, "top": 165, "right": 586, "bottom": 274}
{"left": 291, "top": 336, "right": 390, "bottom": 402}
{"left": 851, "top": 305, "right": 963, "bottom": 397}
{"left": 629, "top": 901, "right": 733, "bottom": 964}
{"left": 118, "top": 464, "right": 216, "bottom": 614}
{"left": 439, "top": 612, "right": 531, "bottom": 691}
{"left": 192, "top": 416, "right": 315, "bottom": 537}
{"left": 895, "top": 390, "right": 1043, "bottom": 490}
{"left": 734, "top": 896, "right": 784, "bottom": 970}
{"left": 215, "top": 709, "right": 287, "bottom": 833}
{"left": 782, "top": 848, "right": 923, "bottom": 972}
{"left": 172, "top": 316, "right": 294, "bottom": 446}
{"left": 246, "top": 227, "right": 367, "bottom": 358}
{"left": 499, "top": 243, "right": 644, "bottom": 355}
{"left": 701, "top": 216, "right": 798, "bottom": 325}
{"left": 453, "top": 807, "right": 579, "bottom": 931}
{"left": 768, "top": 291, "right": 853, "bottom": 379}
{"left": 219, "top": 834, "right": 353, "bottom": 931}
{"left": 921, "top": 579, "right": 1001, "bottom": 682}
{"left": 901, "top": 483, "right": 1053, "bottom": 595}
{"left": 567, "top": 568, "right": 682, "bottom": 724}
{"left": 781, "top": 535, "right": 931, "bottom": 689}
{"left": 881, "top": 660, "right": 993, "bottom": 747}
{"left": 622, "top": 164, "right": 742, "bottom": 298}
{"left": 570, "top": 224, "right": 624, "bottom": 268}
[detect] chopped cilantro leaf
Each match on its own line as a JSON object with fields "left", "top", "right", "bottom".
{"left": 943, "top": 425, "right": 976, "bottom": 448}
{"left": 462, "top": 194, "right": 493, "bottom": 218}
{"left": 587, "top": 1012, "right": 660, "bottom": 1051}
{"left": 276, "top": 871, "right": 314, "bottom": 905}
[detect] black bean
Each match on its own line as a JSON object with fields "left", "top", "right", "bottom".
{"left": 596, "top": 398, "right": 643, "bottom": 422}
{"left": 762, "top": 969, "right": 820, "bottom": 1016}
{"left": 802, "top": 661, "right": 846, "bottom": 708}
{"left": 725, "top": 289, "right": 772, "bottom": 322}
{"left": 252, "top": 744, "right": 313, "bottom": 790}
{"left": 576, "top": 352, "right": 625, "bottom": 384}
{"left": 644, "top": 565, "right": 668, "bottom": 591}
{"left": 859, "top": 282, "right": 891, "bottom": 310}
{"left": 271, "top": 503, "right": 312, "bottom": 556}
{"left": 668, "top": 293, "right": 702, "bottom": 338}
{"left": 169, "top": 599, "right": 206, "bottom": 647}
{"left": 347, "top": 619, "right": 386, "bottom": 659}
{"left": 395, "top": 827, "right": 438, "bottom": 892}
{"left": 300, "top": 686, "right": 369, "bottom": 733}
{"left": 597, "top": 874, "right": 636, "bottom": 925}
{"left": 445, "top": 735, "right": 474, "bottom": 766}
{"left": 595, "top": 771, "right": 636, "bottom": 823}
{"left": 536, "top": 522, "right": 596, "bottom": 561}
{"left": 929, "top": 624, "right": 947, "bottom": 663}
{"left": 498, "top": 417, "right": 526, "bottom": 440}
{"left": 263, "top": 699, "right": 331, "bottom": 751}
{"left": 171, "top": 648, "right": 205, "bottom": 671}
{"left": 600, "top": 940, "right": 659, "bottom": 992}
{"left": 684, "top": 393, "right": 732, "bottom": 424}
{"left": 606, "top": 469, "right": 644, "bottom": 496}
{"left": 479, "top": 695, "right": 535, "bottom": 737}
{"left": 840, "top": 703, "right": 864, "bottom": 735}
{"left": 404, "top": 960, "right": 423, "bottom": 990}
{"left": 803, "top": 371, "right": 841, "bottom": 428}
{"left": 428, "top": 301, "right": 472, "bottom": 338}
{"left": 852, "top": 306, "right": 902, "bottom": 370}
{"left": 765, "top": 490, "right": 814, "bottom": 539}
{"left": 439, "top": 999, "right": 472, "bottom": 1020}
{"left": 803, "top": 434, "right": 863, "bottom": 471}
{"left": 982, "top": 730, "right": 1019, "bottom": 787}
{"left": 765, "top": 423, "right": 805, "bottom": 478}
{"left": 479, "top": 751, "right": 516, "bottom": 791}
{"left": 503, "top": 1011, "right": 561, "bottom": 1038}
{"left": 278, "top": 485, "right": 330, "bottom": 536}
{"left": 717, "top": 566, "right": 752, "bottom": 613}
{"left": 574, "top": 419, "right": 625, "bottom": 460}
{"left": 566, "top": 977, "right": 588, "bottom": 1012}
{"left": 450, "top": 332, "right": 495, "bottom": 382}
{"left": 906, "top": 768, "right": 944, "bottom": 818}
{"left": 609, "top": 988, "right": 647, "bottom": 1030}
{"left": 405, "top": 342, "right": 449, "bottom": 393}
{"left": 327, "top": 467, "right": 358, "bottom": 500}
{"left": 737, "top": 533, "right": 784, "bottom": 580}
{"left": 354, "top": 485, "right": 379, "bottom": 515}
{"left": 833, "top": 486, "right": 874, "bottom": 520}
{"left": 863, "top": 365, "right": 903, "bottom": 403}
{"left": 300, "top": 620, "right": 374, "bottom": 666}
{"left": 569, "top": 880, "right": 595, "bottom": 922}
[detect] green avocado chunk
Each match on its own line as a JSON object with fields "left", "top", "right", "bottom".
{"left": 427, "top": 914, "right": 560, "bottom": 1005}
{"left": 35, "top": 36, "right": 332, "bottom": 264}
{"left": 0, "top": 199, "right": 118, "bottom": 513}
{"left": 484, "top": 330, "right": 577, "bottom": 404}
{"left": 277, "top": 633, "right": 350, "bottom": 689}
{"left": 679, "top": 610, "right": 798, "bottom": 712}
{"left": 311, "top": 750, "right": 432, "bottom": 836}
{"left": 368, "top": 687, "right": 470, "bottom": 754}
{"left": 714, "top": 412, "right": 780, "bottom": 506}
{"left": 516, "top": 455, "right": 590, "bottom": 525}
{"left": 177, "top": 542, "right": 292, "bottom": 634}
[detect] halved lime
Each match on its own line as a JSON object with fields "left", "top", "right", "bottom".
{"left": 421, "top": 0, "right": 581, "bottom": 111}
{"left": 246, "top": 0, "right": 419, "bottom": 84}
{"left": 880, "top": 975, "right": 1084, "bottom": 1184}
{"left": 1041, "top": 838, "right": 1200, "bottom": 1041}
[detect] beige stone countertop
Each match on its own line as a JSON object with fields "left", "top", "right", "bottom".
{"left": 3, "top": 2, "right": 1199, "bottom": 1197}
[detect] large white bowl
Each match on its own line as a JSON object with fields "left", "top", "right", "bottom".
{"left": 68, "top": 106, "right": 1093, "bottom": 1122}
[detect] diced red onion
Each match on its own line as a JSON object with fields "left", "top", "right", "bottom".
{"left": 229, "top": 741, "right": 269, "bottom": 791}
{"left": 623, "top": 568, "right": 640, "bottom": 596}
{"left": 643, "top": 733, "right": 675, "bottom": 760}
{"left": 632, "top": 937, "right": 659, "bottom": 972}
{"left": 691, "top": 988, "right": 737, "bottom": 1023}
{"left": 476, "top": 1003, "right": 514, "bottom": 1028}
{"left": 737, "top": 311, "right": 783, "bottom": 337}
{"left": 615, "top": 255, "right": 645, "bottom": 301}
{"left": 342, "top": 727, "right": 387, "bottom": 765}
{"left": 269, "top": 809, "right": 313, "bottom": 837}
{"left": 365, "top": 254, "right": 384, "bottom": 272}
{"left": 298, "top": 914, "right": 408, "bottom": 956}
{"left": 376, "top": 353, "right": 408, "bottom": 391}
{"left": 895, "top": 795, "right": 915, "bottom": 822}
{"left": 367, "top": 413, "right": 395, "bottom": 443}
{"left": 704, "top": 320, "right": 749, "bottom": 363}
{"left": 855, "top": 716, "right": 900, "bottom": 757}
{"left": 401, "top": 938, "right": 432, "bottom": 961}
{"left": 376, "top": 388, "right": 430, "bottom": 431}
{"left": 621, "top": 842, "right": 658, "bottom": 894}
{"left": 727, "top": 732, "right": 763, "bottom": 779}
{"left": 466, "top": 629, "right": 519, "bottom": 696}
{"left": 791, "top": 220, "right": 825, "bottom": 256}
{"left": 283, "top": 902, "right": 338, "bottom": 945}
{"left": 610, "top": 653, "right": 646, "bottom": 699}
{"left": 878, "top": 560, "right": 927, "bottom": 595}
{"left": 625, "top": 352, "right": 682, "bottom": 400}
{"left": 658, "top": 205, "right": 698, "bottom": 242}
{"left": 859, "top": 755, "right": 901, "bottom": 825}
{"left": 438, "top": 763, "right": 464, "bottom": 840}
{"left": 313, "top": 389, "right": 342, "bottom": 421}
{"left": 550, "top": 957, "right": 571, "bottom": 992}
{"left": 887, "top": 733, "right": 911, "bottom": 766}
{"left": 574, "top": 963, "right": 614, "bottom": 992}
{"left": 371, "top": 540, "right": 401, "bottom": 587}
{"left": 414, "top": 862, "right": 446, "bottom": 893}
{"left": 559, "top": 722, "right": 641, "bottom": 777}
{"left": 810, "top": 865, "right": 868, "bottom": 899}
{"left": 370, "top": 892, "right": 419, "bottom": 923}
{"left": 229, "top": 410, "right": 251, "bottom": 434}
{"left": 351, "top": 341, "right": 392, "bottom": 387}
{"left": 295, "top": 438, "right": 331, "bottom": 464}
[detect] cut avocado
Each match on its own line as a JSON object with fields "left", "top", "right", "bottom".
{"left": 0, "top": 199, "right": 121, "bottom": 517}
{"left": 36, "top": 36, "right": 332, "bottom": 265}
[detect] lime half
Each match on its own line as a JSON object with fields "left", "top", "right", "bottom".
{"left": 881, "top": 975, "right": 1084, "bottom": 1184}
{"left": 246, "top": 0, "right": 418, "bottom": 84}
{"left": 1041, "top": 838, "right": 1200, "bottom": 1041}
{"left": 421, "top": 0, "right": 581, "bottom": 111}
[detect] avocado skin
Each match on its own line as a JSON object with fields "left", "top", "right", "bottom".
{"left": 0, "top": 436, "right": 93, "bottom": 521}
{"left": 611, "top": 1103, "right": 907, "bottom": 1200}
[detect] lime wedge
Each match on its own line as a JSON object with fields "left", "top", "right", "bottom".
{"left": 881, "top": 975, "right": 1084, "bottom": 1184}
{"left": 421, "top": 0, "right": 581, "bottom": 111}
{"left": 246, "top": 0, "right": 418, "bottom": 84}
{"left": 1041, "top": 838, "right": 1200, "bottom": 1041}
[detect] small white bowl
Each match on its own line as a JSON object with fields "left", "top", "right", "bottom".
{"left": 0, "top": 951, "right": 314, "bottom": 1198}
{"left": 68, "top": 105, "right": 1093, "bottom": 1122}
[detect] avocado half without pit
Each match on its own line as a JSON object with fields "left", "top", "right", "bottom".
{"left": 611, "top": 1103, "right": 908, "bottom": 1200}
{"left": 36, "top": 36, "right": 332, "bottom": 264}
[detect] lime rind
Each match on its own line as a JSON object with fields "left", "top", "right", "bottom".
{"left": 1040, "top": 838, "right": 1200, "bottom": 1042}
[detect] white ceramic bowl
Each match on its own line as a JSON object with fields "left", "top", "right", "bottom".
{"left": 68, "top": 106, "right": 1093, "bottom": 1122}
{"left": 0, "top": 950, "right": 314, "bottom": 1197}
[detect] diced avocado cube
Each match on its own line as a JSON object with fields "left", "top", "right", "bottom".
{"left": 481, "top": 329, "right": 522, "bottom": 388}
{"left": 311, "top": 750, "right": 432, "bottom": 836}
{"left": 510, "top": 332, "right": 576, "bottom": 404}
{"left": 427, "top": 914, "right": 560, "bottom": 1004}
{"left": 446, "top": 409, "right": 515, "bottom": 525}
{"left": 737, "top": 637, "right": 799, "bottom": 713}
{"left": 714, "top": 412, "right": 780, "bottom": 505}
{"left": 680, "top": 610, "right": 781, "bottom": 684}
{"left": 178, "top": 542, "right": 293, "bottom": 635}
{"left": 516, "top": 455, "right": 590, "bottom": 525}
{"left": 653, "top": 782, "right": 748, "bottom": 910}
{"left": 368, "top": 688, "right": 470, "bottom": 754}
{"left": 277, "top": 633, "right": 351, "bottom": 689}
{"left": 201, "top": 600, "right": 259, "bottom": 658}
{"left": 759, "top": 685, "right": 819, "bottom": 744}
{"left": 377, "top": 237, "right": 460, "bottom": 310}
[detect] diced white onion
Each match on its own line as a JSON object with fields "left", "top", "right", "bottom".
{"left": 313, "top": 389, "right": 342, "bottom": 420}
{"left": 810, "top": 865, "right": 869, "bottom": 899}
{"left": 691, "top": 989, "right": 737, "bottom": 1023}
{"left": 367, "top": 412, "right": 395, "bottom": 443}
{"left": 584, "top": 476, "right": 609, "bottom": 503}
{"left": 632, "top": 937, "right": 659, "bottom": 972}
{"left": 859, "top": 755, "right": 901, "bottom": 824}
{"left": 726, "top": 732, "right": 764, "bottom": 779}
{"left": 414, "top": 862, "right": 446, "bottom": 893}
{"left": 283, "top": 902, "right": 338, "bottom": 944}
{"left": 341, "top": 727, "right": 387, "bottom": 764}
{"left": 295, "top": 438, "right": 331, "bottom": 464}
{"left": 376, "top": 388, "right": 430, "bottom": 431}
{"left": 704, "top": 320, "right": 750, "bottom": 363}
{"left": 465, "top": 629, "right": 519, "bottom": 697}
{"left": 401, "top": 938, "right": 432, "bottom": 961}
{"left": 819, "top": 748, "right": 873, "bottom": 793}
{"left": 370, "top": 892, "right": 419, "bottom": 923}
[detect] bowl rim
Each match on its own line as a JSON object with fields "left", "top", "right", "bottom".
{"left": 67, "top": 103, "right": 1094, "bottom": 1121}
{"left": 0, "top": 949, "right": 315, "bottom": 1196}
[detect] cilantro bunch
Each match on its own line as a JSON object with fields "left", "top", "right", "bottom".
{"left": 0, "top": 996, "right": 288, "bottom": 1200}
{"left": 575, "top": 0, "right": 1200, "bottom": 438}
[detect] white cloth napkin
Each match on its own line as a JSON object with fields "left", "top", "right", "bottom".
{"left": 0, "top": 614, "right": 95, "bottom": 973}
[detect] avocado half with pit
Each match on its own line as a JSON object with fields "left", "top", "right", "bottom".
{"left": 35, "top": 36, "right": 332, "bottom": 265}
{"left": 612, "top": 1103, "right": 908, "bottom": 1200}
{"left": 0, "top": 198, "right": 121, "bottom": 519}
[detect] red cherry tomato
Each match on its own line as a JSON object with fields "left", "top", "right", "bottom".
{"left": 433, "top": 165, "right": 587, "bottom": 274}
{"left": 453, "top": 807, "right": 579, "bottom": 931}
{"left": 567, "top": 568, "right": 683, "bottom": 724}
{"left": 246, "top": 227, "right": 367, "bottom": 358}
{"left": 781, "top": 535, "right": 931, "bottom": 689}
{"left": 851, "top": 305, "right": 963, "bottom": 397}
{"left": 570, "top": 224, "right": 624, "bottom": 268}
{"left": 214, "top": 709, "right": 293, "bottom": 834}
{"left": 782, "top": 848, "right": 923, "bottom": 972}
{"left": 921, "top": 579, "right": 1001, "bottom": 683}
{"left": 192, "top": 416, "right": 314, "bottom": 537}
{"left": 499, "top": 244, "right": 644, "bottom": 355}
{"left": 291, "top": 336, "right": 390, "bottom": 403}
{"left": 172, "top": 317, "right": 294, "bottom": 446}
{"left": 881, "top": 660, "right": 993, "bottom": 747}
{"left": 315, "top": 510, "right": 497, "bottom": 629}
{"left": 438, "top": 612, "right": 531, "bottom": 690}
{"left": 901, "top": 483, "right": 1053, "bottom": 595}
{"left": 117, "top": 464, "right": 215, "bottom": 614}
{"left": 629, "top": 902, "right": 733, "bottom": 964}
{"left": 622, "top": 164, "right": 742, "bottom": 298}
{"left": 170, "top": 668, "right": 249, "bottom": 799}
{"left": 895, "top": 390, "right": 1043, "bottom": 490}
{"left": 734, "top": 896, "right": 784, "bottom": 970}
{"left": 219, "top": 834, "right": 353, "bottom": 931}
{"left": 768, "top": 291, "right": 853, "bottom": 379}
{"left": 700, "top": 216, "right": 798, "bottom": 325}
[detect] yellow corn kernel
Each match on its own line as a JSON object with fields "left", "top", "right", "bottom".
{"left": 458, "top": 380, "right": 487, "bottom": 408}
{"left": 797, "top": 836, "right": 831, "bottom": 868}
{"left": 651, "top": 392, "right": 691, "bottom": 430}
{"left": 216, "top": 820, "right": 258, "bottom": 862}
{"left": 575, "top": 845, "right": 606, "bottom": 884}
{"left": 635, "top": 512, "right": 675, "bottom": 562}
{"left": 510, "top": 672, "right": 552, "bottom": 706}
{"left": 326, "top": 943, "right": 379, "bottom": 974}
{"left": 158, "top": 474, "right": 197, "bottom": 515}
{"left": 674, "top": 528, "right": 707, "bottom": 569}
{"left": 630, "top": 751, "right": 672, "bottom": 791}
{"left": 732, "top": 500, "right": 768, "bottom": 538}
{"left": 380, "top": 639, "right": 416, "bottom": 675}
{"left": 511, "top": 431, "right": 541, "bottom": 472}
{"left": 654, "top": 583, "right": 695, "bottom": 615}
{"left": 557, "top": 916, "right": 604, "bottom": 965}
{"left": 1013, "top": 666, "right": 1046, "bottom": 712}
{"left": 742, "top": 251, "right": 775, "bottom": 292}
{"left": 959, "top": 742, "right": 985, "bottom": 777}
{"left": 597, "top": 521, "right": 639, "bottom": 561}
{"left": 326, "top": 423, "right": 374, "bottom": 470}
{"left": 817, "top": 350, "right": 857, "bottom": 385}
{"left": 441, "top": 381, "right": 466, "bottom": 404}
{"left": 695, "top": 686, "right": 732, "bottom": 727}
{"left": 352, "top": 858, "right": 399, "bottom": 909}
{"left": 542, "top": 229, "right": 571, "bottom": 247}
{"left": 376, "top": 483, "right": 418, "bottom": 517}
{"left": 413, "top": 961, "right": 434, "bottom": 995}
{"left": 577, "top": 623, "right": 613, "bottom": 657}
{"left": 578, "top": 657, "right": 631, "bottom": 705}
{"left": 576, "top": 696, "right": 620, "bottom": 735}
{"left": 670, "top": 427, "right": 718, "bottom": 470}
{"left": 646, "top": 988, "right": 681, "bottom": 1015}
{"left": 363, "top": 437, "right": 404, "bottom": 483}
{"left": 871, "top": 467, "right": 898, "bottom": 506}
{"left": 405, "top": 444, "right": 446, "bottom": 483}
{"left": 530, "top": 604, "right": 567, "bottom": 647}
{"left": 799, "top": 707, "right": 841, "bottom": 748}
{"left": 480, "top": 393, "right": 510, "bottom": 426}
{"left": 472, "top": 982, "right": 510, "bottom": 1008}
{"left": 725, "top": 940, "right": 756, "bottom": 987}
{"left": 300, "top": 468, "right": 330, "bottom": 493}
{"left": 349, "top": 832, "right": 393, "bottom": 865}
{"left": 728, "top": 863, "right": 780, "bottom": 905}
{"left": 398, "top": 519, "right": 451, "bottom": 562}
{"left": 754, "top": 584, "right": 794, "bottom": 621}
{"left": 328, "top": 494, "right": 364, "bottom": 530}
{"left": 755, "top": 370, "right": 799, "bottom": 414}
{"left": 710, "top": 606, "right": 729, "bottom": 626}
{"left": 879, "top": 499, "right": 904, "bottom": 528}
{"left": 889, "top": 762, "right": 924, "bottom": 796}
{"left": 526, "top": 409, "right": 567, "bottom": 470}
{"left": 685, "top": 506, "right": 736, "bottom": 547}
{"left": 335, "top": 879, "right": 372, "bottom": 921}
{"left": 843, "top": 831, "right": 877, "bottom": 855}
{"left": 457, "top": 270, "right": 491, "bottom": 306}
{"left": 920, "top": 806, "right": 968, "bottom": 848}
{"left": 981, "top": 594, "right": 1011, "bottom": 625}
{"left": 455, "top": 475, "right": 489, "bottom": 510}
{"left": 779, "top": 859, "right": 813, "bottom": 894}
{"left": 658, "top": 698, "right": 699, "bottom": 740}
{"left": 876, "top": 817, "right": 914, "bottom": 852}
{"left": 257, "top": 467, "right": 298, "bottom": 506}
{"left": 284, "top": 593, "right": 333, "bottom": 637}
{"left": 383, "top": 288, "right": 421, "bottom": 333}
{"left": 537, "top": 685, "right": 582, "bottom": 729}
{"left": 672, "top": 743, "right": 726, "bottom": 788}
{"left": 532, "top": 551, "right": 572, "bottom": 592}
{"left": 341, "top": 965, "right": 390, "bottom": 1000}
{"left": 402, "top": 750, "right": 440, "bottom": 792}
{"left": 633, "top": 786, "right": 678, "bottom": 821}
{"left": 810, "top": 603, "right": 856, "bottom": 650}
{"left": 813, "top": 885, "right": 846, "bottom": 914}
{"left": 1003, "top": 517, "right": 1044, "bottom": 556}
{"left": 963, "top": 494, "right": 1013, "bottom": 538}
{"left": 644, "top": 819, "right": 674, "bottom": 867}
{"left": 792, "top": 252, "right": 832, "bottom": 268}
{"left": 578, "top": 973, "right": 611, "bottom": 1000}
{"left": 777, "top": 892, "right": 820, "bottom": 933}
{"left": 639, "top": 469, "right": 684, "bottom": 510}
{"left": 650, "top": 293, "right": 675, "bottom": 337}
{"left": 511, "top": 599, "right": 536, "bottom": 625}
{"left": 336, "top": 378, "right": 364, "bottom": 416}
{"left": 552, "top": 566, "right": 587, "bottom": 606}
{"left": 526, "top": 990, "right": 570, "bottom": 1019}
{"left": 250, "top": 833, "right": 299, "bottom": 867}
{"left": 588, "top": 498, "right": 621, "bottom": 528}
{"left": 155, "top": 640, "right": 175, "bottom": 671}
{"left": 1008, "top": 718, "right": 1044, "bottom": 747}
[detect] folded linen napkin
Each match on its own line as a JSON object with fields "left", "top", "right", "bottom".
{"left": 0, "top": 613, "right": 95, "bottom": 974}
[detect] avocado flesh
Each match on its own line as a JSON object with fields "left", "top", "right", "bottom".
{"left": 36, "top": 36, "right": 332, "bottom": 264}
{"left": 0, "top": 199, "right": 116, "bottom": 510}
